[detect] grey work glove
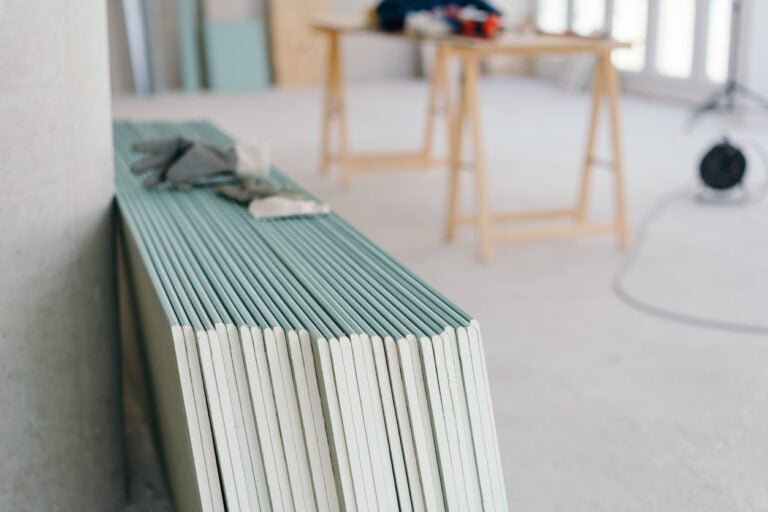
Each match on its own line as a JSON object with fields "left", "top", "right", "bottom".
{"left": 130, "top": 137, "right": 270, "bottom": 188}
{"left": 216, "top": 178, "right": 304, "bottom": 205}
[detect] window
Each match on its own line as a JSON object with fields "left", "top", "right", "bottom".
{"left": 537, "top": 0, "right": 568, "bottom": 33}
{"left": 656, "top": 0, "right": 696, "bottom": 78}
{"left": 535, "top": 0, "right": 735, "bottom": 96}
{"left": 612, "top": 0, "right": 649, "bottom": 72}
{"left": 706, "top": 0, "right": 732, "bottom": 82}
{"left": 572, "top": 0, "right": 605, "bottom": 36}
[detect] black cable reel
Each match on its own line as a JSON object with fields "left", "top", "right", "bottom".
{"left": 698, "top": 138, "right": 749, "bottom": 202}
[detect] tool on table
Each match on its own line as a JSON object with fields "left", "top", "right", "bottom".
{"left": 374, "top": 0, "right": 502, "bottom": 38}
{"left": 217, "top": 178, "right": 330, "bottom": 219}
{"left": 216, "top": 179, "right": 303, "bottom": 204}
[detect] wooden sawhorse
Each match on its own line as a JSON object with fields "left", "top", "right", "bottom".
{"left": 313, "top": 19, "right": 630, "bottom": 261}
{"left": 442, "top": 37, "right": 630, "bottom": 261}
{"left": 315, "top": 23, "right": 451, "bottom": 187}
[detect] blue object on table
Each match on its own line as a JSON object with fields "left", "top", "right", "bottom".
{"left": 375, "top": 0, "right": 502, "bottom": 31}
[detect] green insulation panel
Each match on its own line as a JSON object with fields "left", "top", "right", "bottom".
{"left": 113, "top": 120, "right": 508, "bottom": 512}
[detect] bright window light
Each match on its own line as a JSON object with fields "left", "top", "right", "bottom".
{"left": 572, "top": 0, "right": 605, "bottom": 36}
{"left": 612, "top": 0, "right": 648, "bottom": 72}
{"left": 537, "top": 0, "right": 568, "bottom": 33}
{"left": 706, "top": 0, "right": 732, "bottom": 83}
{"left": 656, "top": 0, "right": 696, "bottom": 78}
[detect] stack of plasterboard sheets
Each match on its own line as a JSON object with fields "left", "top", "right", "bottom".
{"left": 114, "top": 120, "right": 507, "bottom": 512}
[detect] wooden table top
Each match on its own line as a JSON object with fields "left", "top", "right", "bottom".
{"left": 311, "top": 16, "right": 630, "bottom": 56}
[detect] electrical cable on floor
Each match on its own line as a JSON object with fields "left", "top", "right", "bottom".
{"left": 612, "top": 140, "right": 768, "bottom": 336}
{"left": 741, "top": 139, "right": 768, "bottom": 204}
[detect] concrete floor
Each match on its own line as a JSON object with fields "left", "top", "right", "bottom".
{"left": 114, "top": 77, "right": 768, "bottom": 511}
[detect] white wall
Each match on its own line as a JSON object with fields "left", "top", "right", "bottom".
{"left": 0, "top": 1, "right": 122, "bottom": 509}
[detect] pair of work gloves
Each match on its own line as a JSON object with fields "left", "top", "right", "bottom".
{"left": 130, "top": 136, "right": 270, "bottom": 188}
{"left": 130, "top": 135, "right": 329, "bottom": 218}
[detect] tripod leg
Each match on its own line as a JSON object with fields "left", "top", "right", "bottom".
{"left": 688, "top": 85, "right": 728, "bottom": 125}
{"left": 733, "top": 82, "right": 768, "bottom": 110}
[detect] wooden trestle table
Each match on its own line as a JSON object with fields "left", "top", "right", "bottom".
{"left": 313, "top": 18, "right": 631, "bottom": 262}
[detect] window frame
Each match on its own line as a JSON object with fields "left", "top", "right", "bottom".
{"left": 535, "top": 0, "right": 749, "bottom": 101}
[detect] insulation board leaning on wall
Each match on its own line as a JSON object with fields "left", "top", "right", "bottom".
{"left": 114, "top": 120, "right": 508, "bottom": 512}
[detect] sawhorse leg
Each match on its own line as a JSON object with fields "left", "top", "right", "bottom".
{"left": 445, "top": 50, "right": 630, "bottom": 262}
{"left": 321, "top": 34, "right": 450, "bottom": 186}
{"left": 423, "top": 45, "right": 450, "bottom": 165}
{"left": 605, "top": 56, "right": 629, "bottom": 249}
{"left": 319, "top": 31, "right": 351, "bottom": 185}
{"left": 445, "top": 50, "right": 464, "bottom": 244}
{"left": 574, "top": 53, "right": 629, "bottom": 249}
{"left": 445, "top": 53, "right": 493, "bottom": 262}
